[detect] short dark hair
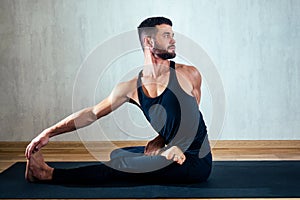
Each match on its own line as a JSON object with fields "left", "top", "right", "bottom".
{"left": 137, "top": 17, "right": 173, "bottom": 48}
{"left": 137, "top": 16, "right": 172, "bottom": 29}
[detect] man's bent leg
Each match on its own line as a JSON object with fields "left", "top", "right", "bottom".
{"left": 110, "top": 146, "right": 145, "bottom": 160}
{"left": 52, "top": 147, "right": 171, "bottom": 184}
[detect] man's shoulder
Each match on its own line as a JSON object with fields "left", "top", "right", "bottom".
{"left": 117, "top": 76, "right": 138, "bottom": 90}
{"left": 174, "top": 62, "right": 201, "bottom": 78}
{"left": 113, "top": 76, "right": 138, "bottom": 97}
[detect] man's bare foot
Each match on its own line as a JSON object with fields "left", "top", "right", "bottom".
{"left": 25, "top": 151, "right": 53, "bottom": 182}
{"left": 161, "top": 146, "right": 186, "bottom": 165}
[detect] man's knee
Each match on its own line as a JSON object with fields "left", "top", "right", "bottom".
{"left": 110, "top": 148, "right": 123, "bottom": 160}
{"left": 110, "top": 146, "right": 145, "bottom": 160}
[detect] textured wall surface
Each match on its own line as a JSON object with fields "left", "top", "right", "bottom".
{"left": 0, "top": 0, "right": 299, "bottom": 141}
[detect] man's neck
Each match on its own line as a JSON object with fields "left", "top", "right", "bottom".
{"left": 143, "top": 53, "right": 170, "bottom": 78}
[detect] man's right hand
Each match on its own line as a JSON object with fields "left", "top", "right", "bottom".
{"left": 25, "top": 130, "right": 50, "bottom": 159}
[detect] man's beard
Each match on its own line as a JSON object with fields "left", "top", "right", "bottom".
{"left": 156, "top": 51, "right": 176, "bottom": 60}
{"left": 152, "top": 46, "right": 176, "bottom": 60}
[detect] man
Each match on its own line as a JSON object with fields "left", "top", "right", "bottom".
{"left": 25, "top": 17, "right": 212, "bottom": 184}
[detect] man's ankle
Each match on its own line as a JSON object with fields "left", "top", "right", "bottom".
{"left": 45, "top": 167, "right": 54, "bottom": 181}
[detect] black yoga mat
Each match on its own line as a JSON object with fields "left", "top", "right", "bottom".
{"left": 0, "top": 161, "right": 299, "bottom": 198}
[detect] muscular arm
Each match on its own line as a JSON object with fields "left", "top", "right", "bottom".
{"left": 45, "top": 97, "right": 112, "bottom": 138}
{"left": 25, "top": 81, "right": 132, "bottom": 158}
{"left": 46, "top": 81, "right": 129, "bottom": 137}
{"left": 189, "top": 66, "right": 202, "bottom": 105}
{"left": 177, "top": 64, "right": 202, "bottom": 105}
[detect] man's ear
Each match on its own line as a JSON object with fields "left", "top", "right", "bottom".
{"left": 143, "top": 36, "right": 153, "bottom": 48}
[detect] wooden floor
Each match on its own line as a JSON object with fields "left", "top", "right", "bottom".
{"left": 0, "top": 140, "right": 300, "bottom": 200}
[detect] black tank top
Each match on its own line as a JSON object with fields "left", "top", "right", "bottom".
{"left": 131, "top": 61, "right": 210, "bottom": 156}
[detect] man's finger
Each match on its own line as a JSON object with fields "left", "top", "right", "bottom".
{"left": 25, "top": 146, "right": 29, "bottom": 159}
{"left": 25, "top": 144, "right": 33, "bottom": 159}
{"left": 26, "top": 141, "right": 39, "bottom": 159}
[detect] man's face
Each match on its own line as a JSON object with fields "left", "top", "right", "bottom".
{"left": 151, "top": 24, "right": 176, "bottom": 60}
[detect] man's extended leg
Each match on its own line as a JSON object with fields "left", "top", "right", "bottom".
{"left": 26, "top": 148, "right": 173, "bottom": 184}
{"left": 25, "top": 151, "right": 54, "bottom": 182}
{"left": 25, "top": 150, "right": 133, "bottom": 184}
{"left": 26, "top": 147, "right": 210, "bottom": 185}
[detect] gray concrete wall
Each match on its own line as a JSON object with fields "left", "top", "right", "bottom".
{"left": 0, "top": 0, "right": 299, "bottom": 141}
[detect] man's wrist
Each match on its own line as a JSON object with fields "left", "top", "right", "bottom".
{"left": 43, "top": 127, "right": 54, "bottom": 138}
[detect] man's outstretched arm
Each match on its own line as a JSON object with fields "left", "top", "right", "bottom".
{"left": 25, "top": 81, "right": 131, "bottom": 159}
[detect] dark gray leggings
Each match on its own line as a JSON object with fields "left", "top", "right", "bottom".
{"left": 52, "top": 146, "right": 212, "bottom": 185}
